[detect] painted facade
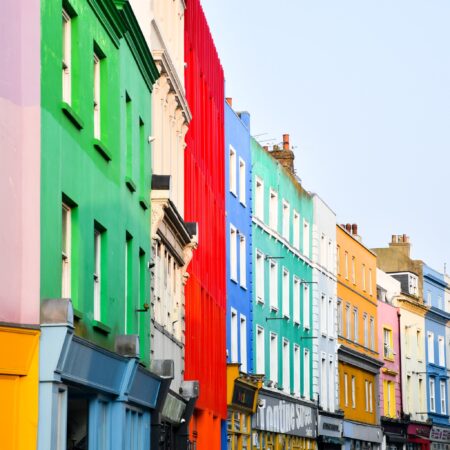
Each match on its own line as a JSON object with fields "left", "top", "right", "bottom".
{"left": 129, "top": 0, "right": 200, "bottom": 446}
{"left": 337, "top": 224, "right": 383, "bottom": 450}
{"left": 376, "top": 269, "right": 406, "bottom": 450}
{"left": 251, "top": 136, "right": 317, "bottom": 448}
{"left": 0, "top": 0, "right": 41, "bottom": 448}
{"left": 373, "top": 235, "right": 432, "bottom": 450}
{"left": 38, "top": 0, "right": 172, "bottom": 448}
{"left": 312, "top": 195, "right": 342, "bottom": 450}
{"left": 422, "top": 265, "right": 450, "bottom": 448}
{"left": 184, "top": 0, "right": 227, "bottom": 448}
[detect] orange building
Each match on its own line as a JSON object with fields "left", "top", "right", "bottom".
{"left": 336, "top": 224, "right": 383, "bottom": 450}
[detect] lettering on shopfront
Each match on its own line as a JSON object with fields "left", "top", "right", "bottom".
{"left": 254, "top": 394, "right": 317, "bottom": 438}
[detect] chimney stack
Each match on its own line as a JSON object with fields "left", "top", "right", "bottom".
{"left": 226, "top": 97, "right": 232, "bottom": 107}
{"left": 270, "top": 133, "right": 295, "bottom": 175}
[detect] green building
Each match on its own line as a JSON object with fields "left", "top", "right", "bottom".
{"left": 251, "top": 136, "right": 318, "bottom": 449}
{"left": 38, "top": 0, "right": 172, "bottom": 447}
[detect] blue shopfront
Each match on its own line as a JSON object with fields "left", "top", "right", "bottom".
{"left": 38, "top": 300, "right": 172, "bottom": 450}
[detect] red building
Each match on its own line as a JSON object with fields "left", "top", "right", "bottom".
{"left": 184, "top": 0, "right": 227, "bottom": 449}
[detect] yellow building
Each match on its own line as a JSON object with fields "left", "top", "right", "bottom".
{"left": 0, "top": 325, "right": 40, "bottom": 450}
{"left": 337, "top": 224, "right": 383, "bottom": 450}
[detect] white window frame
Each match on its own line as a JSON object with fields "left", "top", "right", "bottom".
{"left": 362, "top": 264, "right": 366, "bottom": 291}
{"left": 438, "top": 336, "right": 445, "bottom": 366}
{"left": 303, "top": 348, "right": 310, "bottom": 398}
{"left": 62, "top": 10, "right": 72, "bottom": 104}
{"left": 346, "top": 304, "right": 351, "bottom": 339}
{"left": 329, "top": 359, "right": 335, "bottom": 411}
{"left": 353, "top": 307, "right": 358, "bottom": 342}
{"left": 369, "top": 269, "right": 373, "bottom": 295}
{"left": 351, "top": 375, "right": 356, "bottom": 408}
{"left": 239, "top": 234, "right": 246, "bottom": 288}
{"left": 363, "top": 313, "right": 368, "bottom": 348}
{"left": 93, "top": 52, "right": 101, "bottom": 139}
{"left": 62, "top": 203, "right": 71, "bottom": 298}
{"left": 255, "top": 177, "right": 264, "bottom": 221}
{"left": 320, "top": 294, "right": 327, "bottom": 335}
{"left": 256, "top": 326, "right": 265, "bottom": 374}
{"left": 240, "top": 315, "right": 247, "bottom": 372}
{"left": 230, "top": 308, "right": 238, "bottom": 363}
{"left": 283, "top": 339, "right": 290, "bottom": 394}
{"left": 328, "top": 297, "right": 334, "bottom": 338}
{"left": 238, "top": 157, "right": 246, "bottom": 205}
{"left": 270, "top": 332, "right": 278, "bottom": 384}
{"left": 282, "top": 268, "right": 290, "bottom": 318}
{"left": 351, "top": 256, "right": 356, "bottom": 285}
{"left": 337, "top": 299, "right": 342, "bottom": 335}
{"left": 229, "top": 146, "right": 237, "bottom": 195}
{"left": 269, "top": 260, "right": 278, "bottom": 311}
{"left": 440, "top": 380, "right": 447, "bottom": 414}
{"left": 344, "top": 251, "right": 349, "bottom": 280}
{"left": 255, "top": 250, "right": 264, "bottom": 303}
{"left": 369, "top": 381, "right": 373, "bottom": 412}
{"left": 428, "top": 332, "right": 435, "bottom": 364}
{"left": 293, "top": 210, "right": 300, "bottom": 250}
{"left": 293, "top": 276, "right": 300, "bottom": 324}
{"left": 303, "top": 283, "right": 310, "bottom": 329}
{"left": 93, "top": 228, "right": 101, "bottom": 321}
{"left": 365, "top": 380, "right": 369, "bottom": 412}
{"left": 229, "top": 225, "right": 238, "bottom": 282}
{"left": 269, "top": 189, "right": 278, "bottom": 231}
{"left": 282, "top": 200, "right": 290, "bottom": 241}
{"left": 320, "top": 234, "right": 327, "bottom": 268}
{"left": 344, "top": 373, "right": 348, "bottom": 407}
{"left": 321, "top": 357, "right": 328, "bottom": 410}
{"left": 370, "top": 316, "right": 375, "bottom": 350}
{"left": 303, "top": 219, "right": 310, "bottom": 258}
{"left": 430, "top": 378, "right": 436, "bottom": 412}
{"left": 293, "top": 344, "right": 300, "bottom": 396}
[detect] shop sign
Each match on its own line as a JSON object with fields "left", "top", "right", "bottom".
{"left": 161, "top": 392, "right": 186, "bottom": 424}
{"left": 253, "top": 391, "right": 317, "bottom": 438}
{"left": 430, "top": 426, "right": 450, "bottom": 442}
{"left": 343, "top": 420, "right": 383, "bottom": 443}
{"left": 232, "top": 381, "right": 257, "bottom": 411}
{"left": 318, "top": 415, "right": 342, "bottom": 438}
{"left": 407, "top": 424, "right": 431, "bottom": 439}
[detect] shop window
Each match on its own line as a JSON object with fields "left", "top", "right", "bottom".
{"left": 67, "top": 396, "right": 89, "bottom": 450}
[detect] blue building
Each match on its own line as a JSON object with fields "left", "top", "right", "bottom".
{"left": 225, "top": 99, "right": 253, "bottom": 373}
{"left": 423, "top": 264, "right": 450, "bottom": 445}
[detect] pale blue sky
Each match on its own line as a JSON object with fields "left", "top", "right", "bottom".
{"left": 201, "top": 0, "right": 450, "bottom": 272}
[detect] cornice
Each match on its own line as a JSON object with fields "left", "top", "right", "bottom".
{"left": 338, "top": 344, "right": 384, "bottom": 373}
{"left": 114, "top": 0, "right": 160, "bottom": 91}
{"left": 426, "top": 306, "right": 450, "bottom": 324}
{"left": 397, "top": 296, "right": 429, "bottom": 317}
{"left": 88, "top": 0, "right": 123, "bottom": 48}
{"left": 151, "top": 19, "right": 192, "bottom": 123}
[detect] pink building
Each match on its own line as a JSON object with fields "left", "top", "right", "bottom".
{"left": 377, "top": 269, "right": 406, "bottom": 450}
{"left": 0, "top": 0, "right": 41, "bottom": 447}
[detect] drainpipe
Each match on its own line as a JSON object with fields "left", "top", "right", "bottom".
{"left": 397, "top": 309, "right": 405, "bottom": 418}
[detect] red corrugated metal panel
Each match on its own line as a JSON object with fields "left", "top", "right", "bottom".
{"left": 184, "top": 0, "right": 226, "bottom": 420}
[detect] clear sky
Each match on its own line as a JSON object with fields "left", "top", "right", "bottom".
{"left": 201, "top": 0, "right": 450, "bottom": 272}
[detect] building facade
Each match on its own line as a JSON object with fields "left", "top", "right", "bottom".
{"left": 251, "top": 136, "right": 317, "bottom": 449}
{"left": 376, "top": 269, "right": 406, "bottom": 450}
{"left": 0, "top": 0, "right": 41, "bottom": 447}
{"left": 38, "top": 0, "right": 171, "bottom": 448}
{"left": 337, "top": 224, "right": 383, "bottom": 450}
{"left": 312, "top": 195, "right": 342, "bottom": 450}
{"left": 184, "top": 0, "right": 227, "bottom": 448}
{"left": 225, "top": 100, "right": 262, "bottom": 450}
{"left": 373, "top": 235, "right": 432, "bottom": 450}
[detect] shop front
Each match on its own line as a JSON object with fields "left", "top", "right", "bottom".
{"left": 430, "top": 426, "right": 450, "bottom": 450}
{"left": 252, "top": 388, "right": 318, "bottom": 450}
{"left": 38, "top": 299, "right": 172, "bottom": 450}
{"left": 381, "top": 418, "right": 408, "bottom": 450}
{"left": 343, "top": 420, "right": 383, "bottom": 450}
{"left": 406, "top": 422, "right": 431, "bottom": 450}
{"left": 318, "top": 411, "right": 344, "bottom": 450}
{"left": 226, "top": 364, "right": 262, "bottom": 450}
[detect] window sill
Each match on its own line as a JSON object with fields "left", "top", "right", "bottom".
{"left": 93, "top": 139, "right": 112, "bottom": 162}
{"left": 230, "top": 277, "right": 238, "bottom": 285}
{"left": 92, "top": 319, "right": 111, "bottom": 335}
{"left": 240, "top": 284, "right": 247, "bottom": 291}
{"left": 270, "top": 306, "right": 279, "bottom": 312}
{"left": 139, "top": 197, "right": 149, "bottom": 211}
{"left": 73, "top": 308, "right": 84, "bottom": 321}
{"left": 256, "top": 297, "right": 265, "bottom": 305}
{"left": 61, "top": 102, "right": 84, "bottom": 130}
{"left": 125, "top": 177, "right": 137, "bottom": 193}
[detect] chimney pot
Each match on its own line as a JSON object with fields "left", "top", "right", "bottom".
{"left": 391, "top": 235, "right": 397, "bottom": 244}
{"left": 263, "top": 145, "right": 268, "bottom": 151}
{"left": 352, "top": 224, "right": 358, "bottom": 235}
{"left": 345, "top": 223, "right": 351, "bottom": 232}
{"left": 226, "top": 97, "right": 232, "bottom": 107}
{"left": 403, "top": 234, "right": 407, "bottom": 243}
{"left": 283, "top": 134, "right": 290, "bottom": 150}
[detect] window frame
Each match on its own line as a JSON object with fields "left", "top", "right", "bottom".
{"left": 229, "top": 146, "right": 237, "bottom": 195}
{"left": 62, "top": 203, "right": 71, "bottom": 298}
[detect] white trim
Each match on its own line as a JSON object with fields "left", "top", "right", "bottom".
{"left": 238, "top": 157, "right": 246, "bottom": 206}
{"left": 62, "top": 203, "right": 71, "bottom": 298}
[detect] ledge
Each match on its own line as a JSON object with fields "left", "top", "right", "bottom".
{"left": 93, "top": 139, "right": 112, "bottom": 162}
{"left": 73, "top": 308, "right": 84, "bottom": 321}
{"left": 139, "top": 197, "right": 149, "bottom": 211}
{"left": 92, "top": 319, "right": 111, "bottom": 335}
{"left": 61, "top": 102, "right": 84, "bottom": 130}
{"left": 125, "top": 177, "right": 137, "bottom": 193}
